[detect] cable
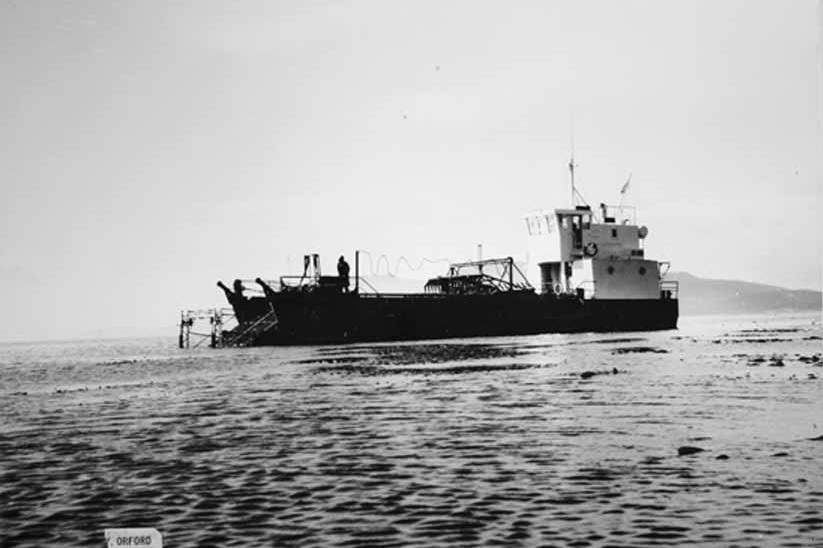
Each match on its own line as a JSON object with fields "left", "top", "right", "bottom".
{"left": 394, "top": 255, "right": 451, "bottom": 275}
{"left": 358, "top": 250, "right": 451, "bottom": 278}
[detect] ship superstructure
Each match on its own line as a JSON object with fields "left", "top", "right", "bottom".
{"left": 525, "top": 202, "right": 673, "bottom": 301}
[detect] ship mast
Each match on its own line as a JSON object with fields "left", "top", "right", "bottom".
{"left": 569, "top": 155, "right": 576, "bottom": 207}
{"left": 569, "top": 114, "right": 576, "bottom": 207}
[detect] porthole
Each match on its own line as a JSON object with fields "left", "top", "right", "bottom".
{"left": 639, "top": 267, "right": 647, "bottom": 275}
{"left": 607, "top": 266, "right": 615, "bottom": 275}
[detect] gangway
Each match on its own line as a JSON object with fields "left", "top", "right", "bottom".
{"left": 221, "top": 305, "right": 279, "bottom": 347}
{"left": 178, "top": 304, "right": 280, "bottom": 348}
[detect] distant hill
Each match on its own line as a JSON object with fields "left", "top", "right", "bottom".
{"left": 357, "top": 272, "right": 821, "bottom": 316}
{"left": 667, "top": 272, "right": 822, "bottom": 316}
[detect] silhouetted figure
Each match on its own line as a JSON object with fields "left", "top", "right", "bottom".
{"left": 217, "top": 279, "right": 247, "bottom": 324}
{"left": 337, "top": 256, "right": 350, "bottom": 292}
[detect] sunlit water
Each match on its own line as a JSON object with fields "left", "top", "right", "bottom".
{"left": 1, "top": 312, "right": 821, "bottom": 547}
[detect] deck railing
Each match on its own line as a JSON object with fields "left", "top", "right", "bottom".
{"left": 575, "top": 280, "right": 596, "bottom": 299}
{"left": 660, "top": 280, "right": 679, "bottom": 300}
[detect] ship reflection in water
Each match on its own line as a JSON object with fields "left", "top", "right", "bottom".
{"left": 1, "top": 313, "right": 822, "bottom": 547}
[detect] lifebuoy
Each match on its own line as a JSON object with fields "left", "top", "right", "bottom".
{"left": 638, "top": 226, "right": 649, "bottom": 239}
{"left": 583, "top": 242, "right": 598, "bottom": 257}
{"left": 554, "top": 283, "right": 562, "bottom": 294}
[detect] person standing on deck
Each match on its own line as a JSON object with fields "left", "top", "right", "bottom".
{"left": 337, "top": 256, "right": 351, "bottom": 293}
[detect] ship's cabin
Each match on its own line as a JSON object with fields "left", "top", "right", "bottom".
{"left": 525, "top": 203, "right": 675, "bottom": 301}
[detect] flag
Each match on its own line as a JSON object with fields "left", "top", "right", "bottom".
{"left": 620, "top": 174, "right": 632, "bottom": 194}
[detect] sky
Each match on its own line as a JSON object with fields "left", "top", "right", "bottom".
{"left": 0, "top": 0, "right": 821, "bottom": 341}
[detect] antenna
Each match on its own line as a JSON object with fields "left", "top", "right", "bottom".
{"left": 566, "top": 111, "right": 591, "bottom": 208}
{"left": 569, "top": 112, "right": 576, "bottom": 207}
{"left": 569, "top": 156, "right": 577, "bottom": 207}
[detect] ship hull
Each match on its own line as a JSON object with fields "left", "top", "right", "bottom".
{"left": 233, "top": 292, "right": 678, "bottom": 346}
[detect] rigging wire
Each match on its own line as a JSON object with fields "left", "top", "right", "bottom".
{"left": 357, "top": 249, "right": 451, "bottom": 278}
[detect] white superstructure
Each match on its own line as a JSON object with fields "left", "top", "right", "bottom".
{"left": 525, "top": 202, "right": 669, "bottom": 300}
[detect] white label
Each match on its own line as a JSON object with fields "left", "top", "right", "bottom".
{"left": 104, "top": 528, "right": 162, "bottom": 548}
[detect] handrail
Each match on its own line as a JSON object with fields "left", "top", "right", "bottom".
{"left": 659, "top": 280, "right": 679, "bottom": 300}
{"left": 575, "top": 280, "right": 596, "bottom": 299}
{"left": 223, "top": 308, "right": 277, "bottom": 347}
{"left": 601, "top": 204, "right": 637, "bottom": 225}
{"left": 356, "top": 292, "right": 527, "bottom": 299}
{"left": 278, "top": 274, "right": 381, "bottom": 295}
{"left": 355, "top": 276, "right": 381, "bottom": 296}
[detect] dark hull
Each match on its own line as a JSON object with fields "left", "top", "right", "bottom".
{"left": 233, "top": 291, "right": 678, "bottom": 346}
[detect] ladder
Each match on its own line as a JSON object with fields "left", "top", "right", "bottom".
{"left": 222, "top": 305, "right": 279, "bottom": 347}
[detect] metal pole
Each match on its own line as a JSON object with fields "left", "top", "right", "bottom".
{"left": 569, "top": 112, "right": 576, "bottom": 207}
{"left": 210, "top": 310, "right": 217, "bottom": 348}
{"left": 355, "top": 250, "right": 359, "bottom": 294}
{"left": 569, "top": 157, "right": 575, "bottom": 207}
{"left": 508, "top": 257, "right": 513, "bottom": 290}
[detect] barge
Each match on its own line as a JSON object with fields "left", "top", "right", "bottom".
{"left": 179, "top": 191, "right": 678, "bottom": 347}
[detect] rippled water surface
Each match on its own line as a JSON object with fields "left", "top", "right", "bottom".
{"left": 2, "top": 313, "right": 822, "bottom": 547}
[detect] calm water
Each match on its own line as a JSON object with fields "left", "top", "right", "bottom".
{"left": 1, "top": 313, "right": 822, "bottom": 547}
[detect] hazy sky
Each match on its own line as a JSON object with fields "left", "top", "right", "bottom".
{"left": 1, "top": 0, "right": 820, "bottom": 341}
